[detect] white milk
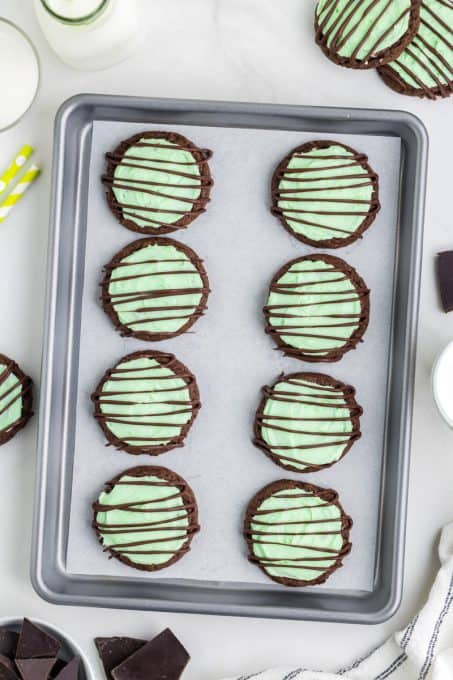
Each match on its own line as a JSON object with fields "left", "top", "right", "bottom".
{"left": 0, "top": 21, "right": 40, "bottom": 131}
{"left": 433, "top": 340, "right": 453, "bottom": 427}
{"left": 33, "top": 0, "right": 143, "bottom": 71}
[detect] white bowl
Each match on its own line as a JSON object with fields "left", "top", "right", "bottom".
{"left": 432, "top": 340, "right": 453, "bottom": 428}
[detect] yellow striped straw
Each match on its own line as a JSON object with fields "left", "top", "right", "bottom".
{"left": 0, "top": 164, "right": 41, "bottom": 223}
{"left": 0, "top": 145, "right": 34, "bottom": 196}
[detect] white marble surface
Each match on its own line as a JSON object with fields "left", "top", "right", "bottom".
{"left": 0, "top": 2, "right": 452, "bottom": 679}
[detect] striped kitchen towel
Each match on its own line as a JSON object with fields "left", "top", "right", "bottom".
{"left": 222, "top": 522, "right": 453, "bottom": 680}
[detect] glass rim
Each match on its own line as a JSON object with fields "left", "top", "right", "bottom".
{"left": 0, "top": 19, "right": 41, "bottom": 133}
{"left": 39, "top": 0, "right": 109, "bottom": 24}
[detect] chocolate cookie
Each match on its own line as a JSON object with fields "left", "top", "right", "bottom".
{"left": 92, "top": 466, "right": 200, "bottom": 572}
{"left": 263, "top": 254, "right": 370, "bottom": 362}
{"left": 315, "top": 0, "right": 421, "bottom": 69}
{"left": 91, "top": 350, "right": 200, "bottom": 456}
{"left": 378, "top": 0, "right": 453, "bottom": 100}
{"left": 271, "top": 140, "right": 380, "bottom": 249}
{"left": 100, "top": 237, "right": 210, "bottom": 342}
{"left": 244, "top": 479, "right": 352, "bottom": 587}
{"left": 0, "top": 354, "right": 33, "bottom": 446}
{"left": 254, "top": 372, "right": 362, "bottom": 473}
{"left": 103, "top": 131, "right": 213, "bottom": 235}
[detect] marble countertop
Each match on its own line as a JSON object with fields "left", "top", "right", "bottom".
{"left": 0, "top": 1, "right": 452, "bottom": 678}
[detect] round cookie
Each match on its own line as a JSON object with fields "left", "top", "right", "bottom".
{"left": 92, "top": 466, "right": 200, "bottom": 572}
{"left": 254, "top": 372, "right": 362, "bottom": 473}
{"left": 378, "top": 0, "right": 453, "bottom": 100}
{"left": 315, "top": 0, "right": 421, "bottom": 69}
{"left": 103, "top": 131, "right": 213, "bottom": 235}
{"left": 244, "top": 479, "right": 352, "bottom": 587}
{"left": 100, "top": 237, "right": 210, "bottom": 342}
{"left": 92, "top": 350, "right": 200, "bottom": 455}
{"left": 0, "top": 353, "right": 33, "bottom": 446}
{"left": 263, "top": 254, "right": 370, "bottom": 363}
{"left": 271, "top": 140, "right": 380, "bottom": 249}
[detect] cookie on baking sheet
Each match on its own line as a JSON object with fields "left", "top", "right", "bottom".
{"left": 378, "top": 0, "right": 453, "bottom": 100}
{"left": 100, "top": 237, "right": 210, "bottom": 342}
{"left": 315, "top": 0, "right": 421, "bottom": 69}
{"left": 263, "top": 254, "right": 370, "bottom": 363}
{"left": 254, "top": 372, "right": 362, "bottom": 473}
{"left": 271, "top": 140, "right": 380, "bottom": 249}
{"left": 103, "top": 131, "right": 213, "bottom": 235}
{"left": 244, "top": 479, "right": 352, "bottom": 587}
{"left": 91, "top": 350, "right": 200, "bottom": 456}
{"left": 92, "top": 466, "right": 200, "bottom": 572}
{"left": 0, "top": 353, "right": 33, "bottom": 446}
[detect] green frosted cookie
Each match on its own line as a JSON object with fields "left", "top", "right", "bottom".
{"left": 92, "top": 350, "right": 200, "bottom": 456}
{"left": 378, "top": 0, "right": 453, "bottom": 100}
{"left": 264, "top": 254, "right": 370, "bottom": 363}
{"left": 254, "top": 372, "right": 362, "bottom": 473}
{"left": 0, "top": 353, "right": 33, "bottom": 446}
{"left": 244, "top": 479, "right": 352, "bottom": 587}
{"left": 103, "top": 131, "right": 213, "bottom": 235}
{"left": 93, "top": 466, "right": 200, "bottom": 572}
{"left": 271, "top": 140, "right": 380, "bottom": 248}
{"left": 315, "top": 0, "right": 421, "bottom": 69}
{"left": 101, "top": 237, "right": 210, "bottom": 342}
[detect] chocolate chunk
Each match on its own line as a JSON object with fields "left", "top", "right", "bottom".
{"left": 438, "top": 251, "right": 453, "bottom": 312}
{"left": 16, "top": 621, "right": 61, "bottom": 660}
{"left": 53, "top": 658, "right": 80, "bottom": 680}
{"left": 95, "top": 639, "right": 146, "bottom": 680}
{"left": 0, "top": 655, "right": 19, "bottom": 680}
{"left": 16, "top": 659, "right": 56, "bottom": 680}
{"left": 0, "top": 631, "right": 19, "bottom": 659}
{"left": 49, "top": 661, "right": 66, "bottom": 680}
{"left": 112, "top": 629, "right": 189, "bottom": 680}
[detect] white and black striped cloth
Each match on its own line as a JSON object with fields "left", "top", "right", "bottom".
{"left": 222, "top": 523, "right": 453, "bottom": 680}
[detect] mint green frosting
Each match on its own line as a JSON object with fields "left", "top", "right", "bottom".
{"left": 316, "top": 0, "right": 413, "bottom": 60}
{"left": 98, "top": 355, "right": 194, "bottom": 448}
{"left": 276, "top": 144, "right": 374, "bottom": 243}
{"left": 250, "top": 487, "right": 344, "bottom": 583}
{"left": 0, "top": 363, "right": 22, "bottom": 434}
{"left": 260, "top": 375, "right": 355, "bottom": 471}
{"left": 267, "top": 258, "right": 363, "bottom": 357}
{"left": 108, "top": 241, "right": 204, "bottom": 336}
{"left": 386, "top": 0, "right": 452, "bottom": 91}
{"left": 113, "top": 137, "right": 202, "bottom": 229}
{"left": 95, "top": 474, "right": 190, "bottom": 568}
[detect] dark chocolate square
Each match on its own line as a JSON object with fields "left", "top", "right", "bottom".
{"left": 438, "top": 251, "right": 453, "bottom": 312}
{"left": 95, "top": 639, "right": 146, "bottom": 680}
{"left": 16, "top": 658, "right": 56, "bottom": 680}
{"left": 112, "top": 629, "right": 189, "bottom": 680}
{"left": 16, "top": 621, "right": 60, "bottom": 660}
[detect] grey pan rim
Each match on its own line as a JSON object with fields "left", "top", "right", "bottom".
{"left": 32, "top": 94, "right": 428, "bottom": 624}
{"left": 0, "top": 617, "right": 95, "bottom": 680}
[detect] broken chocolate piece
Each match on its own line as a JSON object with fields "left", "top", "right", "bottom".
{"left": 0, "top": 632, "right": 19, "bottom": 659}
{"left": 438, "top": 251, "right": 453, "bottom": 312}
{"left": 53, "top": 658, "right": 79, "bottom": 680}
{"left": 95, "top": 639, "right": 146, "bottom": 680}
{"left": 0, "top": 655, "right": 18, "bottom": 680}
{"left": 16, "top": 659, "right": 56, "bottom": 680}
{"left": 16, "top": 621, "right": 61, "bottom": 660}
{"left": 112, "top": 629, "right": 189, "bottom": 680}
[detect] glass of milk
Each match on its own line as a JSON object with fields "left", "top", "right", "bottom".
{"left": 33, "top": 0, "right": 144, "bottom": 71}
{"left": 433, "top": 340, "right": 453, "bottom": 428}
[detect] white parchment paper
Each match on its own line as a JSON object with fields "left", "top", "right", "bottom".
{"left": 66, "top": 120, "right": 401, "bottom": 593}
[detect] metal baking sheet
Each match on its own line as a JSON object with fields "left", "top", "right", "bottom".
{"left": 31, "top": 95, "right": 427, "bottom": 623}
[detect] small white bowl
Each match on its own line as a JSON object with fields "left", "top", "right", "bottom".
{"left": 432, "top": 340, "right": 453, "bottom": 428}
{"left": 0, "top": 618, "right": 95, "bottom": 680}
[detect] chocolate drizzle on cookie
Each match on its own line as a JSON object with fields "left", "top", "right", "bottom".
{"left": 315, "top": 0, "right": 421, "bottom": 69}
{"left": 103, "top": 131, "right": 213, "bottom": 235}
{"left": 254, "top": 372, "right": 362, "bottom": 473}
{"left": 271, "top": 140, "right": 380, "bottom": 249}
{"left": 263, "top": 254, "right": 370, "bottom": 363}
{"left": 0, "top": 353, "right": 33, "bottom": 446}
{"left": 244, "top": 479, "right": 352, "bottom": 587}
{"left": 92, "top": 350, "right": 201, "bottom": 456}
{"left": 100, "top": 237, "right": 210, "bottom": 342}
{"left": 378, "top": 0, "right": 453, "bottom": 100}
{"left": 92, "top": 466, "right": 200, "bottom": 573}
